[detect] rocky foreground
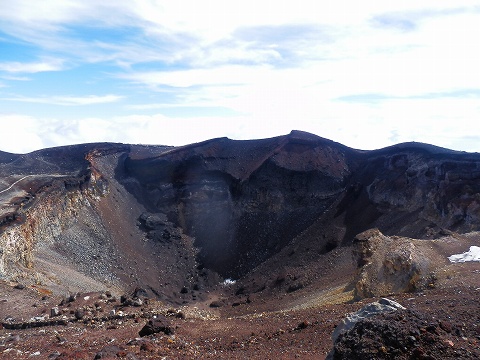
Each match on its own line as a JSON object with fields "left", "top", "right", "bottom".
{"left": 1, "top": 267, "right": 479, "bottom": 359}
{"left": 1, "top": 131, "right": 480, "bottom": 358}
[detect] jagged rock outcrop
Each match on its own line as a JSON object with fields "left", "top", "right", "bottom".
{"left": 137, "top": 212, "right": 182, "bottom": 243}
{"left": 350, "top": 228, "right": 480, "bottom": 300}
{"left": 0, "top": 145, "right": 118, "bottom": 290}
{"left": 352, "top": 229, "right": 433, "bottom": 299}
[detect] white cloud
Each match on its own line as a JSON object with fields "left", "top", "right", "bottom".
{"left": 1, "top": 0, "right": 478, "bottom": 68}
{"left": 0, "top": 75, "right": 31, "bottom": 81}
{"left": 0, "top": 115, "right": 45, "bottom": 153}
{"left": 0, "top": 59, "right": 65, "bottom": 73}
{"left": 1, "top": 108, "right": 479, "bottom": 155}
{"left": 0, "top": 116, "right": 248, "bottom": 153}
{"left": 0, "top": 1, "right": 479, "bottom": 153}
{"left": 3, "top": 94, "right": 123, "bottom": 106}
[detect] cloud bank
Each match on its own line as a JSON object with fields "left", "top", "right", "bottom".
{"left": 0, "top": 1, "right": 479, "bottom": 153}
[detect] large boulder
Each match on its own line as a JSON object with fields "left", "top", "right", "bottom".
{"left": 138, "top": 316, "right": 174, "bottom": 337}
{"left": 331, "top": 298, "right": 405, "bottom": 344}
{"left": 328, "top": 303, "right": 478, "bottom": 360}
{"left": 352, "top": 229, "right": 432, "bottom": 299}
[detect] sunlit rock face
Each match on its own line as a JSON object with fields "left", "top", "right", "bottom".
{"left": 352, "top": 229, "right": 432, "bottom": 299}
{"left": 1, "top": 131, "right": 480, "bottom": 296}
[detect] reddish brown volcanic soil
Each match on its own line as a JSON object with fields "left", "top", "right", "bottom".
{"left": 1, "top": 261, "right": 479, "bottom": 359}
{"left": 1, "top": 131, "right": 480, "bottom": 359}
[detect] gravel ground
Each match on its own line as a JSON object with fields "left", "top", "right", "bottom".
{"left": 1, "top": 261, "right": 479, "bottom": 360}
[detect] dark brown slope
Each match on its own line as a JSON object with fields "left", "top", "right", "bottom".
{"left": 0, "top": 151, "right": 19, "bottom": 164}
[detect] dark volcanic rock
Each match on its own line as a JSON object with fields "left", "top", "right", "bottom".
{"left": 139, "top": 316, "right": 174, "bottom": 337}
{"left": 132, "top": 287, "right": 148, "bottom": 298}
{"left": 330, "top": 309, "right": 479, "bottom": 360}
{"left": 138, "top": 212, "right": 182, "bottom": 243}
{"left": 331, "top": 298, "right": 406, "bottom": 345}
{"left": 209, "top": 300, "right": 223, "bottom": 308}
{"left": 94, "top": 345, "right": 125, "bottom": 359}
{"left": 74, "top": 309, "right": 85, "bottom": 320}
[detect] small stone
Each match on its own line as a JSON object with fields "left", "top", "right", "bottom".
{"left": 14, "top": 284, "right": 26, "bottom": 290}
{"left": 296, "top": 320, "right": 310, "bottom": 330}
{"left": 50, "top": 307, "right": 60, "bottom": 317}
{"left": 7, "top": 334, "right": 21, "bottom": 343}
{"left": 74, "top": 308, "right": 85, "bottom": 320}
{"left": 132, "top": 298, "right": 143, "bottom": 307}
{"left": 132, "top": 287, "right": 148, "bottom": 298}
{"left": 94, "top": 345, "right": 123, "bottom": 359}
{"left": 440, "top": 320, "right": 453, "bottom": 333}
{"left": 56, "top": 335, "right": 67, "bottom": 344}
{"left": 444, "top": 339, "right": 454, "bottom": 347}
{"left": 175, "top": 311, "right": 185, "bottom": 319}
{"left": 140, "top": 341, "right": 157, "bottom": 352}
{"left": 48, "top": 351, "right": 61, "bottom": 359}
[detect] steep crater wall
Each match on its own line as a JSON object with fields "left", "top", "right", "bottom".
{"left": 122, "top": 135, "right": 353, "bottom": 278}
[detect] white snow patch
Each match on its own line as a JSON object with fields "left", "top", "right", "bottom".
{"left": 222, "top": 278, "right": 236, "bottom": 286}
{"left": 448, "top": 246, "right": 480, "bottom": 263}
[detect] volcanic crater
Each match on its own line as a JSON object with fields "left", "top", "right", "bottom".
{"left": 1, "top": 131, "right": 479, "bottom": 359}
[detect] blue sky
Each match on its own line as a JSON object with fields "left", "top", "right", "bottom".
{"left": 0, "top": 0, "right": 479, "bottom": 153}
